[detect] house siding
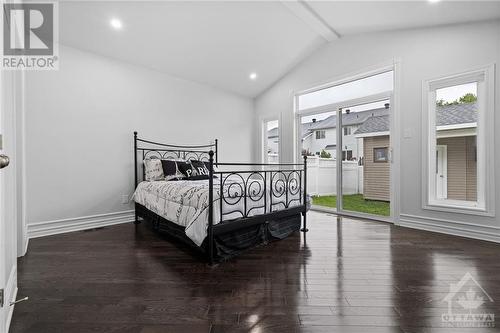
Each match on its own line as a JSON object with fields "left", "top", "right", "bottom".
{"left": 437, "top": 136, "right": 477, "bottom": 201}
{"left": 363, "top": 135, "right": 390, "bottom": 201}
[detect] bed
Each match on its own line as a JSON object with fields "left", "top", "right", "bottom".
{"left": 133, "top": 132, "right": 308, "bottom": 264}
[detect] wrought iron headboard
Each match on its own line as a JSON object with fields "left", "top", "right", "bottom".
{"left": 134, "top": 131, "right": 218, "bottom": 187}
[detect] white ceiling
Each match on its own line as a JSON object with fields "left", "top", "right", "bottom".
{"left": 308, "top": 1, "right": 500, "bottom": 36}
{"left": 59, "top": 1, "right": 324, "bottom": 97}
{"left": 59, "top": 1, "right": 500, "bottom": 98}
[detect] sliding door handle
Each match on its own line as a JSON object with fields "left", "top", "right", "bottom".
{"left": 0, "top": 155, "right": 10, "bottom": 169}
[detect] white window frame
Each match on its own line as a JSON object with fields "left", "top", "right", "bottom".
{"left": 261, "top": 117, "right": 280, "bottom": 163}
{"left": 422, "top": 65, "right": 495, "bottom": 216}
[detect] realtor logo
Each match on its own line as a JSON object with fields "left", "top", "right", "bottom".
{"left": 442, "top": 272, "right": 495, "bottom": 327}
{"left": 1, "top": 2, "right": 58, "bottom": 69}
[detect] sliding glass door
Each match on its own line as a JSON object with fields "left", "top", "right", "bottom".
{"left": 300, "top": 111, "right": 337, "bottom": 206}
{"left": 339, "top": 99, "right": 392, "bottom": 218}
{"left": 296, "top": 69, "right": 394, "bottom": 221}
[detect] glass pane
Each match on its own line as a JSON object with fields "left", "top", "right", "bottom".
{"left": 298, "top": 71, "right": 393, "bottom": 110}
{"left": 434, "top": 82, "right": 478, "bottom": 202}
{"left": 266, "top": 120, "right": 279, "bottom": 164}
{"left": 342, "top": 102, "right": 391, "bottom": 217}
{"left": 301, "top": 111, "right": 337, "bottom": 209}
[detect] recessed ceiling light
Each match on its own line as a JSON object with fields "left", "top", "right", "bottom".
{"left": 110, "top": 18, "right": 123, "bottom": 30}
{"left": 249, "top": 72, "right": 258, "bottom": 80}
{"left": 428, "top": 0, "right": 441, "bottom": 3}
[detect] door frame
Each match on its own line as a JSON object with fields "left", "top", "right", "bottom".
{"left": 0, "top": 127, "right": 4, "bottom": 333}
{"left": 293, "top": 61, "right": 401, "bottom": 224}
{"left": 0, "top": 69, "right": 17, "bottom": 333}
{"left": 0, "top": 52, "right": 21, "bottom": 333}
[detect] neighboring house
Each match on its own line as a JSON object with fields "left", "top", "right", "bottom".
{"left": 301, "top": 104, "right": 390, "bottom": 160}
{"left": 355, "top": 102, "right": 477, "bottom": 202}
{"left": 268, "top": 122, "right": 316, "bottom": 156}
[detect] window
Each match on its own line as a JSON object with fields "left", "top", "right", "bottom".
{"left": 315, "top": 130, "right": 325, "bottom": 139}
{"left": 373, "top": 147, "right": 389, "bottom": 162}
{"left": 263, "top": 119, "right": 279, "bottom": 164}
{"left": 424, "top": 67, "right": 494, "bottom": 213}
{"left": 342, "top": 150, "right": 353, "bottom": 161}
{"left": 343, "top": 126, "right": 351, "bottom": 136}
{"left": 298, "top": 70, "right": 394, "bottom": 110}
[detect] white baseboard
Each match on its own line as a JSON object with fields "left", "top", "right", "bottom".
{"left": 28, "top": 210, "right": 135, "bottom": 239}
{"left": 4, "top": 266, "right": 17, "bottom": 333}
{"left": 399, "top": 214, "right": 500, "bottom": 243}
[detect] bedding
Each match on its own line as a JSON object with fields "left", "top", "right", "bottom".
{"left": 133, "top": 176, "right": 301, "bottom": 246}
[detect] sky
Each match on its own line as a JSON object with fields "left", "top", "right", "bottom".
{"left": 436, "top": 82, "right": 476, "bottom": 102}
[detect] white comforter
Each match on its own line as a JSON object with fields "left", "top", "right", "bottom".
{"left": 133, "top": 176, "right": 301, "bottom": 246}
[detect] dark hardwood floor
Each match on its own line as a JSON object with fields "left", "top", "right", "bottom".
{"left": 10, "top": 211, "right": 500, "bottom": 333}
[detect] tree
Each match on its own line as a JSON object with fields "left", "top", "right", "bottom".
{"left": 458, "top": 93, "right": 477, "bottom": 104}
{"left": 436, "top": 99, "right": 445, "bottom": 107}
{"left": 436, "top": 93, "right": 477, "bottom": 107}
{"left": 320, "top": 150, "right": 331, "bottom": 158}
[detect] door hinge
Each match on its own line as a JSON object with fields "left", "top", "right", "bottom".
{"left": 0, "top": 288, "right": 4, "bottom": 307}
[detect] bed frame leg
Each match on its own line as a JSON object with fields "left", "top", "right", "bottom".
{"left": 134, "top": 209, "right": 141, "bottom": 225}
{"left": 208, "top": 150, "right": 215, "bottom": 266}
{"left": 301, "top": 212, "right": 309, "bottom": 232}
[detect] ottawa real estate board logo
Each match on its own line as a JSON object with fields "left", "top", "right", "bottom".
{"left": 442, "top": 272, "right": 495, "bottom": 328}
{"left": 1, "top": 2, "right": 58, "bottom": 70}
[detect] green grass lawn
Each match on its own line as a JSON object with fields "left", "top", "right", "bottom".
{"left": 312, "top": 194, "right": 390, "bottom": 216}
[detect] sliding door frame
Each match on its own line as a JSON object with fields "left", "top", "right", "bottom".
{"left": 294, "top": 62, "right": 401, "bottom": 224}
{"left": 336, "top": 92, "right": 393, "bottom": 222}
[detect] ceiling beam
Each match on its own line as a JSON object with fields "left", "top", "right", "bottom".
{"left": 281, "top": 0, "right": 340, "bottom": 42}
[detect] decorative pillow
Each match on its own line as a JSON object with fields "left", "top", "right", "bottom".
{"left": 143, "top": 158, "right": 164, "bottom": 181}
{"left": 191, "top": 160, "right": 211, "bottom": 177}
{"left": 177, "top": 160, "right": 210, "bottom": 180}
{"left": 161, "top": 159, "right": 186, "bottom": 181}
{"left": 177, "top": 161, "right": 197, "bottom": 178}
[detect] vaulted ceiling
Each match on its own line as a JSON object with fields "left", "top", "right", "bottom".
{"left": 59, "top": 1, "right": 500, "bottom": 98}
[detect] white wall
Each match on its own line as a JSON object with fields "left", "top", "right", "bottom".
{"left": 25, "top": 45, "right": 254, "bottom": 236}
{"left": 255, "top": 20, "right": 500, "bottom": 242}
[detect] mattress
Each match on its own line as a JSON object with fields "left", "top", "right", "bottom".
{"left": 133, "top": 176, "right": 301, "bottom": 246}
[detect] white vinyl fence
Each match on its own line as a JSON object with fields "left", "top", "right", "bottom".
{"left": 306, "top": 156, "right": 363, "bottom": 196}
{"left": 266, "top": 154, "right": 363, "bottom": 196}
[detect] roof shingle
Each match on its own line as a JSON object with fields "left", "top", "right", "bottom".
{"left": 354, "top": 102, "right": 477, "bottom": 135}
